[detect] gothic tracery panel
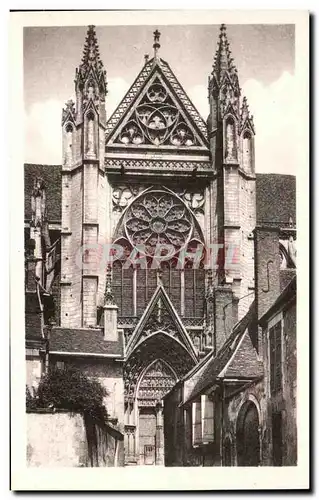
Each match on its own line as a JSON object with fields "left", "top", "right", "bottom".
{"left": 114, "top": 79, "right": 200, "bottom": 147}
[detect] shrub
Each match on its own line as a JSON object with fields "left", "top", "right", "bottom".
{"left": 27, "top": 366, "right": 109, "bottom": 421}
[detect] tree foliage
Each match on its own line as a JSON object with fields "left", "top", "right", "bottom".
{"left": 26, "top": 366, "right": 109, "bottom": 421}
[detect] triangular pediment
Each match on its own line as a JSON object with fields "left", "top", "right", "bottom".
{"left": 106, "top": 58, "right": 208, "bottom": 150}
{"left": 125, "top": 284, "right": 197, "bottom": 361}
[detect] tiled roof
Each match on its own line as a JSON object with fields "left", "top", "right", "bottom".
{"left": 183, "top": 302, "right": 261, "bottom": 404}
{"left": 223, "top": 330, "right": 263, "bottom": 379}
{"left": 256, "top": 173, "right": 296, "bottom": 226}
{"left": 280, "top": 269, "right": 296, "bottom": 292}
{"left": 49, "top": 327, "right": 124, "bottom": 357}
{"left": 24, "top": 164, "right": 62, "bottom": 222}
{"left": 259, "top": 275, "right": 296, "bottom": 325}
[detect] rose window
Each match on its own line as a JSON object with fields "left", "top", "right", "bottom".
{"left": 124, "top": 191, "right": 193, "bottom": 256}
{"left": 117, "top": 79, "right": 198, "bottom": 147}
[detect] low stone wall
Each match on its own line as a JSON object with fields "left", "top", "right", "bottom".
{"left": 27, "top": 410, "right": 124, "bottom": 467}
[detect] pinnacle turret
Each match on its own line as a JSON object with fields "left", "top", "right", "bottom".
{"left": 75, "top": 25, "right": 107, "bottom": 95}
{"left": 240, "top": 96, "right": 255, "bottom": 133}
{"left": 211, "top": 24, "right": 238, "bottom": 85}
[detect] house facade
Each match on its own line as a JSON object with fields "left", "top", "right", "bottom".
{"left": 24, "top": 24, "right": 297, "bottom": 466}
{"left": 163, "top": 226, "right": 297, "bottom": 466}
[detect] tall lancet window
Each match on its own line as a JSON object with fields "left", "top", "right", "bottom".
{"left": 225, "top": 117, "right": 237, "bottom": 161}
{"left": 64, "top": 123, "right": 73, "bottom": 165}
{"left": 112, "top": 239, "right": 134, "bottom": 317}
{"left": 243, "top": 131, "right": 252, "bottom": 171}
{"left": 86, "top": 111, "right": 96, "bottom": 157}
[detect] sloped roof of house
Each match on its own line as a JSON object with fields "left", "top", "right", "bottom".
{"left": 24, "top": 164, "right": 62, "bottom": 222}
{"left": 183, "top": 302, "right": 263, "bottom": 405}
{"left": 256, "top": 173, "right": 296, "bottom": 226}
{"left": 259, "top": 274, "right": 296, "bottom": 326}
{"left": 49, "top": 327, "right": 124, "bottom": 357}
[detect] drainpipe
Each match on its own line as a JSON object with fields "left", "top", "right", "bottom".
{"left": 221, "top": 379, "right": 225, "bottom": 466}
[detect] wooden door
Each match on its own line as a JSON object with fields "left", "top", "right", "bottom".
{"left": 139, "top": 410, "right": 156, "bottom": 465}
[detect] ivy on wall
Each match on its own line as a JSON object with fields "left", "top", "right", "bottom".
{"left": 26, "top": 366, "right": 109, "bottom": 422}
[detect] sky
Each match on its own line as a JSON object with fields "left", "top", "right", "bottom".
{"left": 24, "top": 24, "right": 296, "bottom": 174}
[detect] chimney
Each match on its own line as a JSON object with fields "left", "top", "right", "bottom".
{"left": 254, "top": 226, "right": 281, "bottom": 321}
{"left": 214, "top": 284, "right": 237, "bottom": 353}
{"left": 103, "top": 267, "right": 118, "bottom": 341}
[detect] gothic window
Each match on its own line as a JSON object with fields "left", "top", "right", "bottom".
{"left": 64, "top": 123, "right": 73, "bottom": 164}
{"left": 184, "top": 261, "right": 205, "bottom": 318}
{"left": 161, "top": 260, "right": 181, "bottom": 314}
{"left": 86, "top": 111, "right": 96, "bottom": 156}
{"left": 269, "top": 321, "right": 282, "bottom": 395}
{"left": 225, "top": 116, "right": 237, "bottom": 161}
{"left": 113, "top": 190, "right": 205, "bottom": 320}
{"left": 115, "top": 79, "right": 199, "bottom": 147}
{"left": 136, "top": 264, "right": 157, "bottom": 316}
{"left": 112, "top": 260, "right": 134, "bottom": 317}
{"left": 243, "top": 131, "right": 252, "bottom": 170}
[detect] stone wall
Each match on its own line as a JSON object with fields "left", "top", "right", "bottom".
{"left": 27, "top": 411, "right": 124, "bottom": 467}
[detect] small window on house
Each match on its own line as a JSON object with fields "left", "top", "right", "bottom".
{"left": 56, "top": 361, "right": 65, "bottom": 370}
{"left": 269, "top": 321, "right": 282, "bottom": 395}
{"left": 192, "top": 394, "right": 215, "bottom": 446}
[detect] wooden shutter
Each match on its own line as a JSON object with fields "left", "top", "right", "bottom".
{"left": 202, "top": 394, "right": 214, "bottom": 443}
{"left": 192, "top": 400, "right": 202, "bottom": 446}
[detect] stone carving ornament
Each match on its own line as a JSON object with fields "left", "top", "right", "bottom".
{"left": 112, "top": 184, "right": 205, "bottom": 217}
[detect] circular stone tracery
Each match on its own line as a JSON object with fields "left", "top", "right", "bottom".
{"left": 124, "top": 191, "right": 193, "bottom": 256}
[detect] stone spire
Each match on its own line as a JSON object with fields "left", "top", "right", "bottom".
{"left": 75, "top": 25, "right": 107, "bottom": 95}
{"left": 208, "top": 24, "right": 241, "bottom": 125}
{"left": 211, "top": 24, "right": 238, "bottom": 85}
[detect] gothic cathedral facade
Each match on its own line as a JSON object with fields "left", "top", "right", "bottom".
{"left": 56, "top": 24, "right": 257, "bottom": 465}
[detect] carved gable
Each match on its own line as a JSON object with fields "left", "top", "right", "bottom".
{"left": 106, "top": 61, "right": 208, "bottom": 150}
{"left": 126, "top": 284, "right": 198, "bottom": 361}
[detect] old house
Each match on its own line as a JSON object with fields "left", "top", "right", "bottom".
{"left": 163, "top": 225, "right": 297, "bottom": 466}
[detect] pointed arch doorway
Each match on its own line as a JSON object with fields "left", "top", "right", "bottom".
{"left": 136, "top": 359, "right": 177, "bottom": 465}
{"left": 123, "top": 331, "right": 196, "bottom": 466}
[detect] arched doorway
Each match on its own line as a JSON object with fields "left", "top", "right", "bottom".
{"left": 236, "top": 401, "right": 260, "bottom": 466}
{"left": 137, "top": 359, "right": 177, "bottom": 465}
{"left": 123, "top": 332, "right": 196, "bottom": 466}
